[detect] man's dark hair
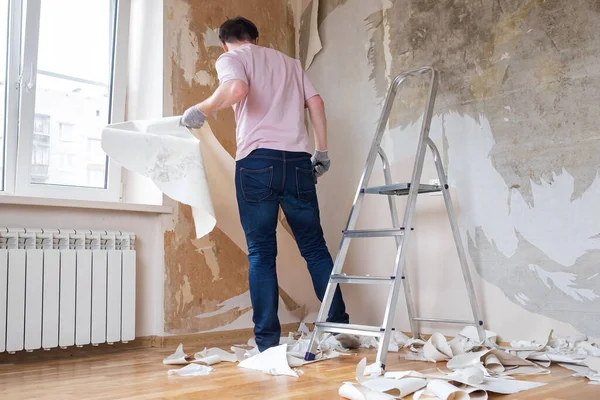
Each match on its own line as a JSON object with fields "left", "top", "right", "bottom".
{"left": 219, "top": 17, "right": 259, "bottom": 44}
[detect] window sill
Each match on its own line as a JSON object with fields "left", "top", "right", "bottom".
{"left": 0, "top": 194, "right": 173, "bottom": 215}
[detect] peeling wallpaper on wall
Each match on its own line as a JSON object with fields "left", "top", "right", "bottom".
{"left": 311, "top": 0, "right": 600, "bottom": 337}
{"left": 445, "top": 112, "right": 600, "bottom": 336}
{"left": 164, "top": 0, "right": 299, "bottom": 334}
{"left": 376, "top": 0, "right": 600, "bottom": 203}
{"left": 162, "top": 0, "right": 600, "bottom": 337}
{"left": 164, "top": 203, "right": 250, "bottom": 333}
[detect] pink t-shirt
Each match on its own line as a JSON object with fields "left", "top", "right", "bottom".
{"left": 215, "top": 44, "right": 319, "bottom": 160}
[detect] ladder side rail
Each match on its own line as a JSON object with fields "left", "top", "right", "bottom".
{"left": 377, "top": 67, "right": 439, "bottom": 368}
{"left": 377, "top": 148, "right": 418, "bottom": 338}
{"left": 425, "top": 137, "right": 486, "bottom": 341}
{"left": 311, "top": 74, "right": 409, "bottom": 326}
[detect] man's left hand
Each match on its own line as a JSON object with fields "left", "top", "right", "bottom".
{"left": 180, "top": 104, "right": 206, "bottom": 129}
{"left": 311, "top": 150, "right": 330, "bottom": 178}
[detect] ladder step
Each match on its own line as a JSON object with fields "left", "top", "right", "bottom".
{"left": 362, "top": 183, "right": 442, "bottom": 196}
{"left": 331, "top": 274, "right": 395, "bottom": 284}
{"left": 314, "top": 322, "right": 389, "bottom": 337}
{"left": 412, "top": 317, "right": 477, "bottom": 325}
{"left": 344, "top": 228, "right": 412, "bottom": 238}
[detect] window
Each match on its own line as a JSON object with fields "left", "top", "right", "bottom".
{"left": 0, "top": 0, "right": 9, "bottom": 191}
{"left": 0, "top": 0, "right": 128, "bottom": 201}
{"left": 31, "top": 147, "right": 49, "bottom": 165}
{"left": 87, "top": 138, "right": 106, "bottom": 165}
{"left": 30, "top": 146, "right": 49, "bottom": 183}
{"left": 87, "top": 166, "right": 105, "bottom": 188}
{"left": 59, "top": 122, "right": 74, "bottom": 141}
{"left": 58, "top": 152, "right": 74, "bottom": 171}
{"left": 34, "top": 114, "right": 50, "bottom": 135}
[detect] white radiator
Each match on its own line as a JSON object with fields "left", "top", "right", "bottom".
{"left": 0, "top": 228, "right": 136, "bottom": 353}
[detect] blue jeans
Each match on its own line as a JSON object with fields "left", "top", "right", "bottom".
{"left": 235, "top": 148, "right": 349, "bottom": 351}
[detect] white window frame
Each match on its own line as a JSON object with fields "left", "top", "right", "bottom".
{"left": 1, "top": 0, "right": 130, "bottom": 202}
{"left": 59, "top": 122, "right": 75, "bottom": 142}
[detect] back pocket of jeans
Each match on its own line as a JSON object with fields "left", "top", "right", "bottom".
{"left": 296, "top": 167, "right": 316, "bottom": 202}
{"left": 240, "top": 166, "right": 274, "bottom": 202}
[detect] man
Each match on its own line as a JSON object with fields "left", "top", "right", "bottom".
{"left": 180, "top": 17, "right": 349, "bottom": 352}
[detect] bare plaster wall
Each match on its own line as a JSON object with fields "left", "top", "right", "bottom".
{"left": 163, "top": 0, "right": 301, "bottom": 334}
{"left": 309, "top": 0, "right": 600, "bottom": 341}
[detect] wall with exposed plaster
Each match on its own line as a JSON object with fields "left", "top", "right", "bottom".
{"left": 308, "top": 0, "right": 600, "bottom": 341}
{"left": 162, "top": 0, "right": 314, "bottom": 335}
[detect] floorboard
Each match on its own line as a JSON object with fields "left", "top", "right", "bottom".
{"left": 1, "top": 346, "right": 598, "bottom": 399}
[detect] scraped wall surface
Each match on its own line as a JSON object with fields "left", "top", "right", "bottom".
{"left": 309, "top": 0, "right": 600, "bottom": 340}
{"left": 163, "top": 0, "right": 307, "bottom": 334}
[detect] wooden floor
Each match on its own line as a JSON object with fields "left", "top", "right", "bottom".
{"left": 0, "top": 346, "right": 599, "bottom": 399}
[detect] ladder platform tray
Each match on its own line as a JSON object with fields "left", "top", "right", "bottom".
{"left": 330, "top": 274, "right": 395, "bottom": 284}
{"left": 343, "top": 228, "right": 413, "bottom": 238}
{"left": 362, "top": 183, "right": 442, "bottom": 196}
{"left": 314, "top": 322, "right": 393, "bottom": 336}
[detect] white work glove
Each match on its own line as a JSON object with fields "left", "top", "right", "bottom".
{"left": 311, "top": 150, "right": 330, "bottom": 178}
{"left": 180, "top": 104, "right": 206, "bottom": 129}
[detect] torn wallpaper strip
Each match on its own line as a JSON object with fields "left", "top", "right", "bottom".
{"left": 446, "top": 348, "right": 549, "bottom": 376}
{"left": 351, "top": 358, "right": 426, "bottom": 398}
{"left": 558, "top": 361, "right": 600, "bottom": 385}
{"left": 168, "top": 363, "right": 214, "bottom": 377}
{"left": 103, "top": 117, "right": 321, "bottom": 314}
{"left": 195, "top": 347, "right": 238, "bottom": 363}
{"left": 192, "top": 355, "right": 222, "bottom": 366}
{"left": 423, "top": 333, "right": 454, "bottom": 362}
{"left": 338, "top": 383, "right": 396, "bottom": 400}
{"left": 303, "top": 0, "right": 322, "bottom": 69}
{"left": 238, "top": 344, "right": 299, "bottom": 377}
{"left": 335, "top": 327, "right": 590, "bottom": 400}
{"left": 160, "top": 325, "right": 363, "bottom": 381}
{"left": 339, "top": 357, "right": 546, "bottom": 400}
{"left": 162, "top": 343, "right": 190, "bottom": 365}
{"left": 362, "top": 377, "right": 428, "bottom": 398}
{"left": 447, "top": 373, "right": 546, "bottom": 395}
{"left": 160, "top": 325, "right": 595, "bottom": 397}
{"left": 413, "top": 379, "right": 470, "bottom": 400}
{"left": 102, "top": 117, "right": 215, "bottom": 239}
{"left": 456, "top": 326, "right": 497, "bottom": 344}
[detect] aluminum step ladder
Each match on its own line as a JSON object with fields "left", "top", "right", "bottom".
{"left": 304, "top": 66, "right": 485, "bottom": 370}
